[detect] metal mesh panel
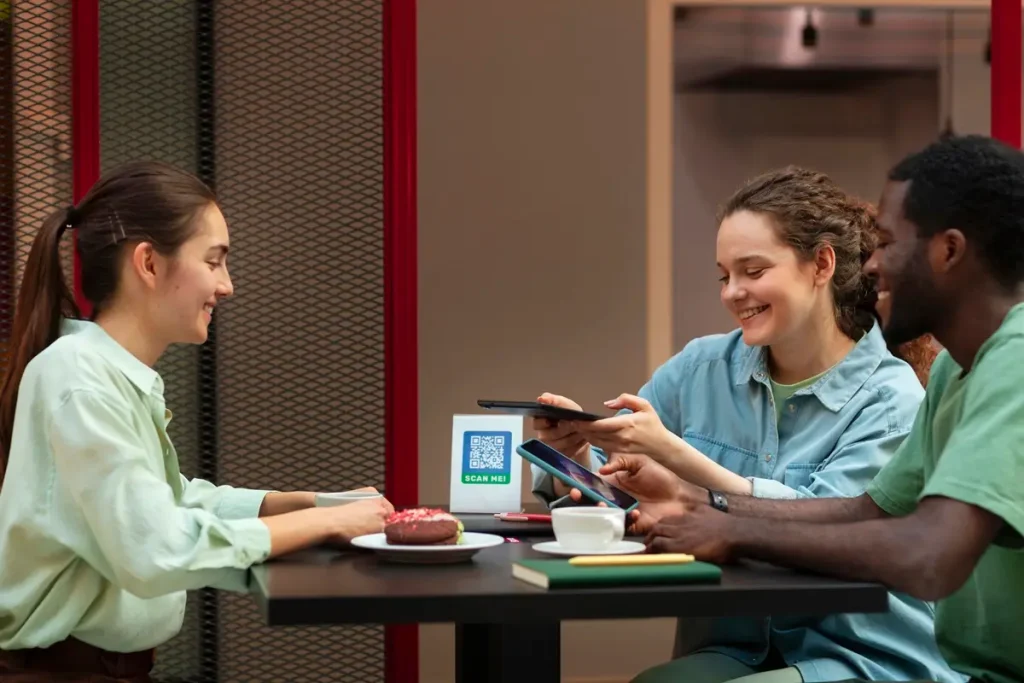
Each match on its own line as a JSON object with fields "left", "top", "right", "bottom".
{"left": 3, "top": 1, "right": 72, "bottom": 367}
{"left": 4, "top": 1, "right": 387, "bottom": 679}
{"left": 98, "top": 2, "right": 203, "bottom": 680}
{"left": 213, "top": 0, "right": 386, "bottom": 680}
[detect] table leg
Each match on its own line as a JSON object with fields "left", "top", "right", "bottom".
{"left": 455, "top": 622, "right": 560, "bottom": 683}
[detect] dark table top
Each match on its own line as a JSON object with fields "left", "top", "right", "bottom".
{"left": 250, "top": 540, "right": 889, "bottom": 627}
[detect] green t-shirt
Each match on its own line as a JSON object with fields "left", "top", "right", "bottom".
{"left": 867, "top": 302, "right": 1024, "bottom": 683}
{"left": 769, "top": 369, "right": 828, "bottom": 422}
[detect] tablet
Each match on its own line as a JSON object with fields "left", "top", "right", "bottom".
{"left": 477, "top": 400, "right": 603, "bottom": 422}
{"left": 515, "top": 438, "right": 639, "bottom": 511}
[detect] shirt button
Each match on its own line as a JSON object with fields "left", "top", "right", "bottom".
{"left": 788, "top": 404, "right": 797, "bottom": 413}
{"left": 765, "top": 453, "right": 772, "bottom": 462}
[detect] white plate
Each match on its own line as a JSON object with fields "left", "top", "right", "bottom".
{"left": 350, "top": 532, "right": 506, "bottom": 564}
{"left": 531, "top": 540, "right": 646, "bottom": 557}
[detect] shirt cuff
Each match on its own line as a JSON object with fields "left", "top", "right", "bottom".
{"left": 226, "top": 516, "right": 273, "bottom": 563}
{"left": 749, "top": 477, "right": 800, "bottom": 499}
{"left": 216, "top": 488, "right": 273, "bottom": 520}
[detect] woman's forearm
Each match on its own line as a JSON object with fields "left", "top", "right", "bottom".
{"left": 655, "top": 434, "right": 753, "bottom": 495}
{"left": 262, "top": 508, "right": 331, "bottom": 558}
{"left": 259, "top": 491, "right": 317, "bottom": 517}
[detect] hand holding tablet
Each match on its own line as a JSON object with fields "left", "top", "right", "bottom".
{"left": 515, "top": 438, "right": 639, "bottom": 512}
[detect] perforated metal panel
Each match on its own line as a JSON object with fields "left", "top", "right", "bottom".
{"left": 97, "top": 0, "right": 387, "bottom": 680}
{"left": 213, "top": 0, "right": 386, "bottom": 679}
{"left": 3, "top": 1, "right": 73, "bottom": 365}
{"left": 3, "top": 2, "right": 388, "bottom": 680}
{"left": 97, "top": 1, "right": 205, "bottom": 680}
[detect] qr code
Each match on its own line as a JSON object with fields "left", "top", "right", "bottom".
{"left": 468, "top": 434, "right": 507, "bottom": 470}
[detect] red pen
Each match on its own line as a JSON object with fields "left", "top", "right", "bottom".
{"left": 494, "top": 513, "right": 552, "bottom": 522}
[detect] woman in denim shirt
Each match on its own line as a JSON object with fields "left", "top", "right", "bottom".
{"left": 531, "top": 168, "right": 960, "bottom": 683}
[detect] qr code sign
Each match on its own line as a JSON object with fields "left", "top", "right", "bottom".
{"left": 469, "top": 434, "right": 506, "bottom": 470}
{"left": 461, "top": 430, "right": 512, "bottom": 484}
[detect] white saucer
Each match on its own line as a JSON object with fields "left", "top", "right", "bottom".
{"left": 531, "top": 540, "right": 646, "bottom": 557}
{"left": 351, "top": 532, "right": 506, "bottom": 564}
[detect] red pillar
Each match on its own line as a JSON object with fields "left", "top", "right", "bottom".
{"left": 383, "top": 0, "right": 419, "bottom": 681}
{"left": 70, "top": 0, "right": 100, "bottom": 315}
{"left": 991, "top": 0, "right": 1022, "bottom": 147}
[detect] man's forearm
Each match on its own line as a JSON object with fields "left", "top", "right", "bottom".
{"left": 730, "top": 514, "right": 933, "bottom": 599}
{"left": 726, "top": 492, "right": 886, "bottom": 524}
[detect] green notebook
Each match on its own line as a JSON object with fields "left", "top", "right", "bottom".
{"left": 512, "top": 558, "right": 722, "bottom": 589}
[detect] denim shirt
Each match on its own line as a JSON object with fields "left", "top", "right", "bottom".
{"left": 532, "top": 324, "right": 963, "bottom": 683}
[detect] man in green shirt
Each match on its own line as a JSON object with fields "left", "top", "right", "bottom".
{"left": 606, "top": 135, "right": 1024, "bottom": 683}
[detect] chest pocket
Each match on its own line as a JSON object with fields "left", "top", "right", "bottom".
{"left": 683, "top": 432, "right": 760, "bottom": 477}
{"left": 782, "top": 463, "right": 817, "bottom": 490}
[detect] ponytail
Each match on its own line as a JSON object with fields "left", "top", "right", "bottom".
{"left": 0, "top": 162, "right": 218, "bottom": 487}
{"left": 836, "top": 199, "right": 881, "bottom": 340}
{"left": 0, "top": 208, "right": 80, "bottom": 483}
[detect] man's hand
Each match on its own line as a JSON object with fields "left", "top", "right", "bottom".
{"left": 645, "top": 505, "right": 738, "bottom": 564}
{"left": 567, "top": 453, "right": 707, "bottom": 534}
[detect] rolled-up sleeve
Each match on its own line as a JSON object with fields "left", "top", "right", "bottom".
{"left": 178, "top": 476, "right": 272, "bottom": 520}
{"left": 50, "top": 390, "right": 272, "bottom": 599}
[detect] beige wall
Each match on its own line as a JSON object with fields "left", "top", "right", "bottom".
{"left": 942, "top": 10, "right": 999, "bottom": 137}
{"left": 418, "top": 1, "right": 677, "bottom": 681}
{"left": 418, "top": 2, "right": 1003, "bottom": 681}
{"left": 672, "top": 74, "right": 940, "bottom": 348}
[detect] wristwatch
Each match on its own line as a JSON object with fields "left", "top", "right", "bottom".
{"left": 708, "top": 489, "right": 729, "bottom": 513}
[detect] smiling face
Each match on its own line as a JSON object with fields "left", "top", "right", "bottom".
{"left": 863, "top": 180, "right": 938, "bottom": 347}
{"left": 149, "top": 203, "right": 234, "bottom": 345}
{"left": 717, "top": 210, "right": 834, "bottom": 347}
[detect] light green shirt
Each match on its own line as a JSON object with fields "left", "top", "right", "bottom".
{"left": 0, "top": 320, "right": 272, "bottom": 653}
{"left": 868, "top": 302, "right": 1024, "bottom": 683}
{"left": 769, "top": 369, "right": 828, "bottom": 422}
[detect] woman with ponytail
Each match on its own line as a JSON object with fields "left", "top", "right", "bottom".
{"left": 0, "top": 162, "right": 393, "bottom": 682}
{"left": 530, "top": 169, "right": 959, "bottom": 683}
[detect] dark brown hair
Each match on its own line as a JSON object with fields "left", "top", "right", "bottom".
{"left": 718, "top": 166, "right": 878, "bottom": 340}
{"left": 0, "top": 162, "right": 216, "bottom": 480}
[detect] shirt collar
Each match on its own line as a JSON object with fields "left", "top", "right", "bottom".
{"left": 734, "top": 322, "right": 888, "bottom": 412}
{"left": 60, "top": 319, "right": 164, "bottom": 397}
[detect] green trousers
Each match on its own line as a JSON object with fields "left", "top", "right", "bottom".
{"left": 631, "top": 652, "right": 804, "bottom": 683}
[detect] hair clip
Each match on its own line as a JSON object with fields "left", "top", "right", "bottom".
{"left": 109, "top": 210, "right": 127, "bottom": 245}
{"left": 64, "top": 205, "right": 80, "bottom": 229}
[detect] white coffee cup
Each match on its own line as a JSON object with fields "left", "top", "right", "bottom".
{"left": 551, "top": 507, "right": 625, "bottom": 551}
{"left": 314, "top": 491, "right": 383, "bottom": 507}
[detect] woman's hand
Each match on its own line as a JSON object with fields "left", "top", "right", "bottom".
{"left": 574, "top": 394, "right": 676, "bottom": 462}
{"left": 532, "top": 393, "right": 593, "bottom": 466}
{"left": 323, "top": 497, "right": 394, "bottom": 545}
{"left": 532, "top": 393, "right": 595, "bottom": 497}
{"left": 264, "top": 496, "right": 395, "bottom": 557}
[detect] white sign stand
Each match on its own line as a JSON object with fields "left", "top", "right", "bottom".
{"left": 448, "top": 414, "right": 523, "bottom": 514}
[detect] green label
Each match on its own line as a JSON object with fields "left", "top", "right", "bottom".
{"left": 462, "top": 473, "right": 510, "bottom": 485}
